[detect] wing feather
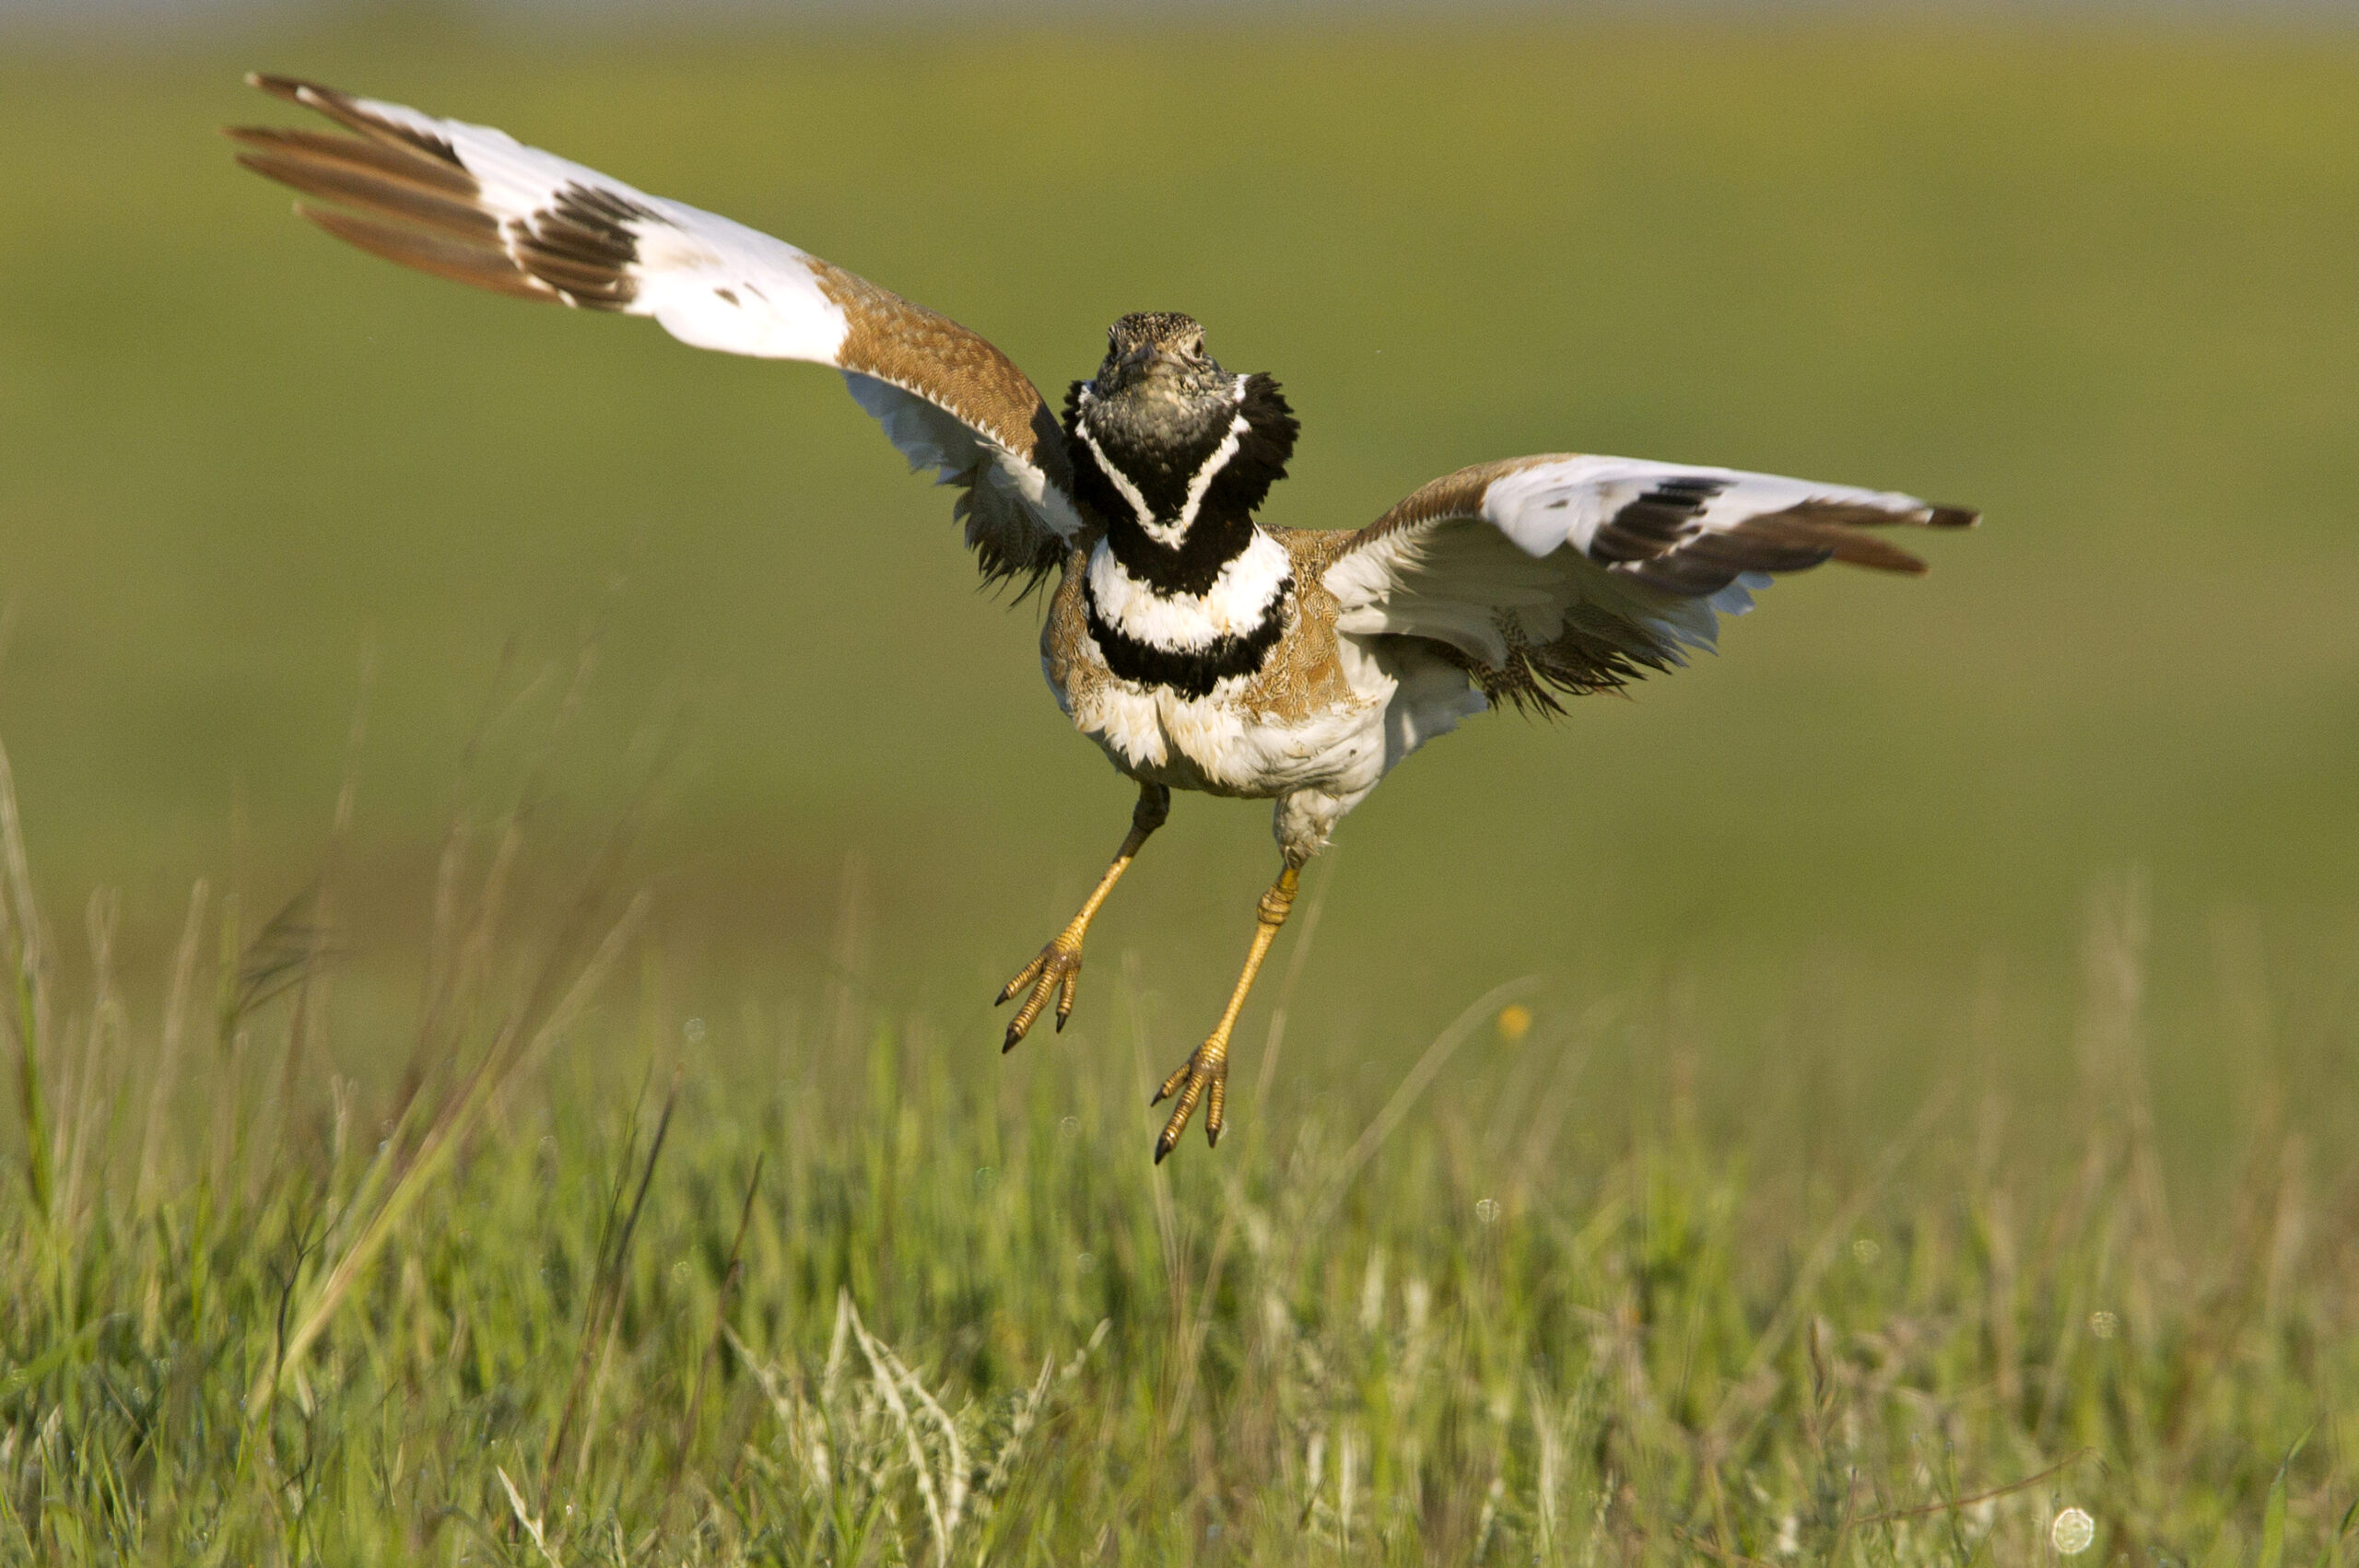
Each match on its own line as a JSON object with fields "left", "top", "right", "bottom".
{"left": 1326, "top": 453, "right": 1974, "bottom": 713}
{"left": 231, "top": 74, "right": 1083, "bottom": 589}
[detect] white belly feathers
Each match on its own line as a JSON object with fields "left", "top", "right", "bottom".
{"left": 1074, "top": 674, "right": 1391, "bottom": 801}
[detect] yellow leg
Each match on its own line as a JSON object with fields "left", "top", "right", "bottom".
{"left": 997, "top": 783, "right": 1169, "bottom": 1051}
{"left": 1153, "top": 860, "right": 1302, "bottom": 1162}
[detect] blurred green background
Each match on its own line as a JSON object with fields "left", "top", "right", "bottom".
{"left": 2, "top": 12, "right": 2354, "bottom": 1187}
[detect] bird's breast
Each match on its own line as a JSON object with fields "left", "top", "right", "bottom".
{"left": 1086, "top": 533, "right": 1289, "bottom": 646}
{"left": 1043, "top": 536, "right": 1389, "bottom": 799}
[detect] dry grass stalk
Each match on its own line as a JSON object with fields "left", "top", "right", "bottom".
{"left": 545, "top": 1065, "right": 679, "bottom": 1504}
{"left": 247, "top": 890, "right": 649, "bottom": 1413}
{"left": 843, "top": 1290, "right": 957, "bottom": 1564}
{"left": 664, "top": 1152, "right": 764, "bottom": 1526}
{"left": 55, "top": 889, "right": 122, "bottom": 1232}
{"left": 2078, "top": 870, "right": 2177, "bottom": 1295}
{"left": 1310, "top": 974, "right": 1544, "bottom": 1224}
{"left": 0, "top": 735, "right": 54, "bottom": 1222}
{"left": 497, "top": 1466, "right": 564, "bottom": 1568}
{"left": 283, "top": 646, "right": 373, "bottom": 1109}
{"left": 135, "top": 881, "right": 209, "bottom": 1213}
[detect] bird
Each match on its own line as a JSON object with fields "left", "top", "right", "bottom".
{"left": 229, "top": 75, "right": 1976, "bottom": 1162}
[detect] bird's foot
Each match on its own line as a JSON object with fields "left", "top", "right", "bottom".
{"left": 995, "top": 927, "right": 1086, "bottom": 1051}
{"left": 1151, "top": 1036, "right": 1229, "bottom": 1162}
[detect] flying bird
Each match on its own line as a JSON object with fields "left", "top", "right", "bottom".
{"left": 229, "top": 76, "right": 1976, "bottom": 1161}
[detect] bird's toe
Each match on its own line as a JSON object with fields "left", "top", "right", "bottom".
{"left": 998, "top": 936, "right": 1084, "bottom": 1052}
{"left": 1151, "top": 1042, "right": 1229, "bottom": 1162}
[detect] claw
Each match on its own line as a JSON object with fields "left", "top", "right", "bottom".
{"left": 1151, "top": 1041, "right": 1228, "bottom": 1162}
{"left": 997, "top": 932, "right": 1083, "bottom": 1052}
{"left": 995, "top": 954, "right": 1043, "bottom": 1006}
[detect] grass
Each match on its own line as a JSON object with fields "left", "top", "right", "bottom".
{"left": 4, "top": 725, "right": 2359, "bottom": 1564}
{"left": 3, "top": 10, "right": 2359, "bottom": 1563}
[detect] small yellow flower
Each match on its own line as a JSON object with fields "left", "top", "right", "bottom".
{"left": 1496, "top": 1004, "right": 1533, "bottom": 1044}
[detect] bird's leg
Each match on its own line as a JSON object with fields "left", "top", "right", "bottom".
{"left": 1153, "top": 859, "right": 1302, "bottom": 1162}
{"left": 997, "top": 782, "right": 1170, "bottom": 1051}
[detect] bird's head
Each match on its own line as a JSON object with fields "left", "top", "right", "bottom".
{"left": 1090, "top": 310, "right": 1229, "bottom": 405}
{"left": 1064, "top": 311, "right": 1297, "bottom": 540}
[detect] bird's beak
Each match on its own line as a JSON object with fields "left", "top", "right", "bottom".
{"left": 1109, "top": 343, "right": 1183, "bottom": 391}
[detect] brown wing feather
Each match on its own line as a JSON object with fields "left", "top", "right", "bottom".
{"left": 231, "top": 74, "right": 1091, "bottom": 588}
{"left": 295, "top": 204, "right": 556, "bottom": 303}
{"left": 238, "top": 146, "right": 495, "bottom": 244}
{"left": 811, "top": 261, "right": 1074, "bottom": 503}
{"left": 228, "top": 124, "right": 476, "bottom": 202}
{"left": 1356, "top": 456, "right": 1559, "bottom": 544}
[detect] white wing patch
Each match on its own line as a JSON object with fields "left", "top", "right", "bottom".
{"left": 1475, "top": 457, "right": 1933, "bottom": 561}
{"left": 330, "top": 87, "right": 851, "bottom": 361}
{"left": 1328, "top": 452, "right": 1974, "bottom": 706}
{"left": 1328, "top": 516, "right": 1724, "bottom": 671}
{"left": 234, "top": 75, "right": 1084, "bottom": 581}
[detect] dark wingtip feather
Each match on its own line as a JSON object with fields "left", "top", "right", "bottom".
{"left": 1928, "top": 506, "right": 1979, "bottom": 529}
{"left": 240, "top": 73, "right": 463, "bottom": 167}
{"left": 246, "top": 72, "right": 309, "bottom": 101}
{"left": 292, "top": 202, "right": 557, "bottom": 304}
{"left": 1828, "top": 533, "right": 1931, "bottom": 575}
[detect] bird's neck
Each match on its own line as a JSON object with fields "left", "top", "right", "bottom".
{"left": 1097, "top": 505, "right": 1268, "bottom": 598}
{"left": 1065, "top": 371, "right": 1297, "bottom": 597}
{"left": 1067, "top": 378, "right": 1300, "bottom": 696}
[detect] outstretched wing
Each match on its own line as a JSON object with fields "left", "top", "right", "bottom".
{"left": 1324, "top": 453, "right": 1975, "bottom": 713}
{"left": 229, "top": 75, "right": 1085, "bottom": 590}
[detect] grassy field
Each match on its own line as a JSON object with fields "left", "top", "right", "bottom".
{"left": 3, "top": 9, "right": 2358, "bottom": 1563}
{"left": 2, "top": 784, "right": 2353, "bottom": 1563}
